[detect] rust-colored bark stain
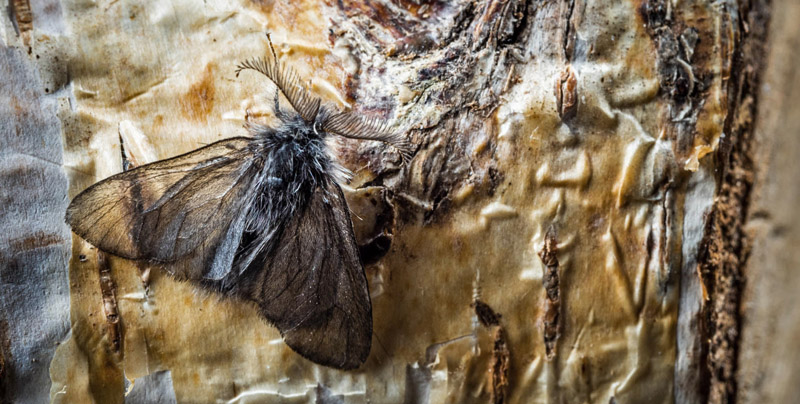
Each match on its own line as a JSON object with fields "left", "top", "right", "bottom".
{"left": 10, "top": 0, "right": 33, "bottom": 47}
{"left": 250, "top": 0, "right": 317, "bottom": 30}
{"left": 9, "top": 231, "right": 64, "bottom": 252}
{"left": 250, "top": 0, "right": 274, "bottom": 12}
{"left": 538, "top": 228, "right": 560, "bottom": 360}
{"left": 182, "top": 64, "right": 216, "bottom": 121}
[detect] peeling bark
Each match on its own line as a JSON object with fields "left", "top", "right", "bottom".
{"left": 329, "top": 0, "right": 529, "bottom": 223}
{"left": 0, "top": 0, "right": 786, "bottom": 402}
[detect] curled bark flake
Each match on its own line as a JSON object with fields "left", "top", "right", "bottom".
{"left": 556, "top": 65, "right": 578, "bottom": 121}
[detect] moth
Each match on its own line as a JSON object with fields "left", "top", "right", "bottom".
{"left": 65, "top": 36, "right": 411, "bottom": 370}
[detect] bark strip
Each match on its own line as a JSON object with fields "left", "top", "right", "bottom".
{"left": 490, "top": 327, "right": 510, "bottom": 404}
{"left": 697, "top": 1, "right": 772, "bottom": 403}
{"left": 473, "top": 299, "right": 510, "bottom": 404}
{"left": 538, "top": 228, "right": 560, "bottom": 360}
{"left": 97, "top": 252, "right": 122, "bottom": 354}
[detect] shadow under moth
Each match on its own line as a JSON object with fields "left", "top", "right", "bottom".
{"left": 65, "top": 36, "right": 411, "bottom": 370}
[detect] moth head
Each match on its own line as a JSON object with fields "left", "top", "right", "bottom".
{"left": 236, "top": 34, "right": 414, "bottom": 164}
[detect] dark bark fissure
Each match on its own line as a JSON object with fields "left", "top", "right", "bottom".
{"left": 561, "top": 0, "right": 576, "bottom": 60}
{"left": 696, "top": 1, "right": 771, "bottom": 403}
{"left": 473, "top": 300, "right": 510, "bottom": 404}
{"left": 639, "top": 0, "right": 772, "bottom": 401}
{"left": 97, "top": 252, "right": 122, "bottom": 355}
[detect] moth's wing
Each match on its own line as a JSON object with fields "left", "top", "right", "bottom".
{"left": 248, "top": 181, "right": 372, "bottom": 369}
{"left": 66, "top": 137, "right": 259, "bottom": 280}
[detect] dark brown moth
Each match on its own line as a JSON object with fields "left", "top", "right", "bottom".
{"left": 65, "top": 36, "right": 411, "bottom": 370}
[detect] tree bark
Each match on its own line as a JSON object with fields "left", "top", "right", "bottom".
{"left": 0, "top": 0, "right": 794, "bottom": 403}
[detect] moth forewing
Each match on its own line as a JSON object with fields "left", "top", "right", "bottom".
{"left": 65, "top": 137, "right": 257, "bottom": 279}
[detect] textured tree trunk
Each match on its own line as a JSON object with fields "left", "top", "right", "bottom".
{"left": 0, "top": 0, "right": 796, "bottom": 403}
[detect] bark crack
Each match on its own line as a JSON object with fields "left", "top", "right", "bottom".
{"left": 696, "top": 1, "right": 771, "bottom": 403}
{"left": 538, "top": 227, "right": 560, "bottom": 360}
{"left": 562, "top": 0, "right": 576, "bottom": 61}
{"left": 97, "top": 252, "right": 123, "bottom": 354}
{"left": 473, "top": 299, "right": 510, "bottom": 404}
